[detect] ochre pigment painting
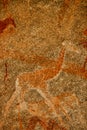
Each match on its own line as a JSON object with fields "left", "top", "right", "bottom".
{"left": 0, "top": 0, "right": 87, "bottom": 130}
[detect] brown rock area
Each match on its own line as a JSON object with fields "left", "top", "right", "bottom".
{"left": 0, "top": 0, "right": 87, "bottom": 130}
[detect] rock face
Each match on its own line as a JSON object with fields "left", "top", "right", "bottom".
{"left": 0, "top": 0, "right": 87, "bottom": 130}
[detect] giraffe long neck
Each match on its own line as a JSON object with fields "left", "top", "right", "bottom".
{"left": 40, "top": 47, "right": 65, "bottom": 81}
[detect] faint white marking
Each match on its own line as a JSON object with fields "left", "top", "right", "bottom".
{"left": 62, "top": 41, "right": 81, "bottom": 54}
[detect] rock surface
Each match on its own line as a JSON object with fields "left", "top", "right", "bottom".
{"left": 0, "top": 0, "right": 87, "bottom": 130}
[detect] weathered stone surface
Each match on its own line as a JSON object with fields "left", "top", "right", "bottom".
{"left": 0, "top": 0, "right": 87, "bottom": 130}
